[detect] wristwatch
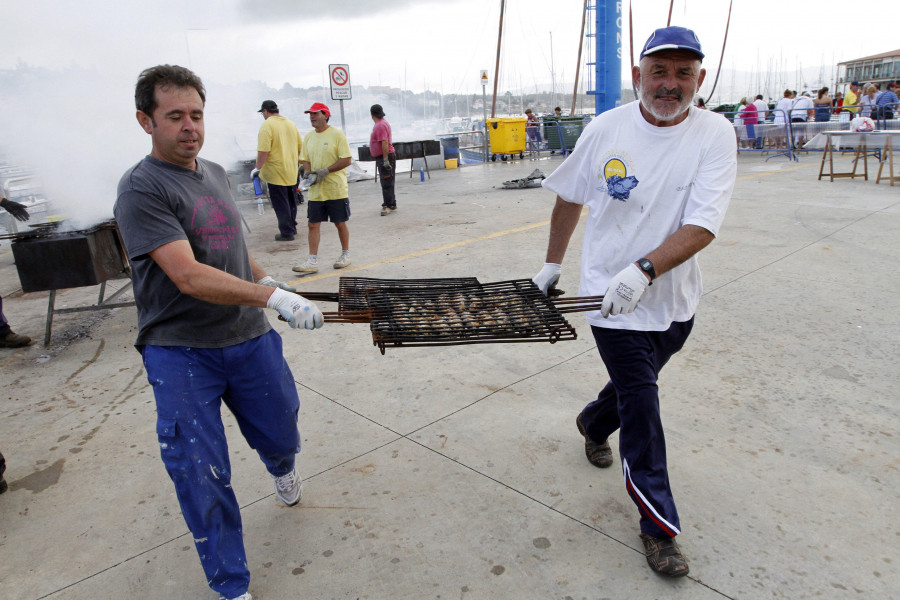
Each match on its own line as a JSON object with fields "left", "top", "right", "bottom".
{"left": 636, "top": 258, "right": 656, "bottom": 283}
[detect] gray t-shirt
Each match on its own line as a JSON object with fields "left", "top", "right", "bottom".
{"left": 114, "top": 155, "right": 270, "bottom": 348}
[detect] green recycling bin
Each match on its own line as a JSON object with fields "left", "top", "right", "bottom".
{"left": 543, "top": 115, "right": 586, "bottom": 152}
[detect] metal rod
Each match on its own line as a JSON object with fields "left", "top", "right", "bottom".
{"left": 491, "top": 0, "right": 505, "bottom": 118}
{"left": 706, "top": 0, "right": 733, "bottom": 103}
{"left": 572, "top": 0, "right": 589, "bottom": 115}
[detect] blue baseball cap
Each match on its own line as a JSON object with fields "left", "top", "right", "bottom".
{"left": 640, "top": 26, "right": 704, "bottom": 61}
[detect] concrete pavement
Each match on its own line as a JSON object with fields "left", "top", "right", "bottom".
{"left": 1, "top": 150, "right": 898, "bottom": 599}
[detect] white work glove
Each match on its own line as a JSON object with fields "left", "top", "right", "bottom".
{"left": 266, "top": 288, "right": 324, "bottom": 330}
{"left": 313, "top": 167, "right": 329, "bottom": 184}
{"left": 600, "top": 264, "right": 650, "bottom": 318}
{"left": 532, "top": 263, "right": 561, "bottom": 295}
{"left": 257, "top": 275, "right": 297, "bottom": 293}
{"left": 250, "top": 168, "right": 260, "bottom": 180}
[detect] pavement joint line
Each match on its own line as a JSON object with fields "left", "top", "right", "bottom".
{"left": 285, "top": 210, "right": 589, "bottom": 287}
{"left": 401, "top": 432, "right": 738, "bottom": 599}
{"left": 735, "top": 162, "right": 817, "bottom": 180}
{"left": 703, "top": 192, "right": 900, "bottom": 298}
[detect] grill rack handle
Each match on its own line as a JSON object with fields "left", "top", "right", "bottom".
{"left": 296, "top": 291, "right": 340, "bottom": 302}
{"left": 549, "top": 295, "right": 605, "bottom": 313}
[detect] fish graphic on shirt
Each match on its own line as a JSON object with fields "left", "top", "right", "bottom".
{"left": 606, "top": 175, "right": 639, "bottom": 201}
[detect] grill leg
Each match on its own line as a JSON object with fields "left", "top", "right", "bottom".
{"left": 44, "top": 290, "right": 56, "bottom": 347}
{"left": 97, "top": 281, "right": 107, "bottom": 304}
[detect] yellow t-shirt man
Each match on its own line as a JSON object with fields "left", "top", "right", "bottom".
{"left": 844, "top": 88, "right": 859, "bottom": 114}
{"left": 300, "top": 125, "right": 352, "bottom": 202}
{"left": 257, "top": 115, "right": 302, "bottom": 186}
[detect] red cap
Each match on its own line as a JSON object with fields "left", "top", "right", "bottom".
{"left": 304, "top": 102, "right": 331, "bottom": 116}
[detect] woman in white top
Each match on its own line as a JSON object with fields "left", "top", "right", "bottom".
{"left": 860, "top": 84, "right": 878, "bottom": 118}
{"left": 773, "top": 89, "right": 794, "bottom": 125}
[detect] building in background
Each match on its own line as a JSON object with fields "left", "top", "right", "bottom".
{"left": 838, "top": 50, "right": 900, "bottom": 90}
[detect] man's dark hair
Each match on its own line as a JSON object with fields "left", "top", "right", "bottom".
{"left": 135, "top": 65, "right": 206, "bottom": 117}
{"left": 755, "top": 94, "right": 763, "bottom": 100}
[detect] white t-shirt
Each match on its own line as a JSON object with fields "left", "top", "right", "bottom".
{"left": 542, "top": 101, "right": 737, "bottom": 331}
{"left": 791, "top": 96, "right": 814, "bottom": 121}
{"left": 774, "top": 97, "right": 794, "bottom": 124}
{"left": 753, "top": 99, "right": 768, "bottom": 121}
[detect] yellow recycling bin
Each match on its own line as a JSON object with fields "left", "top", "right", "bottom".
{"left": 486, "top": 117, "right": 527, "bottom": 160}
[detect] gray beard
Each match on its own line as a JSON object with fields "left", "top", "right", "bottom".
{"left": 639, "top": 86, "right": 694, "bottom": 122}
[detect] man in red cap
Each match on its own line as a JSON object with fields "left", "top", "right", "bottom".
{"left": 293, "top": 103, "right": 353, "bottom": 273}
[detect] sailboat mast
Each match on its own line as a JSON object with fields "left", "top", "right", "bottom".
{"left": 491, "top": 0, "right": 506, "bottom": 118}
{"left": 550, "top": 31, "right": 555, "bottom": 111}
{"left": 571, "top": 0, "right": 589, "bottom": 115}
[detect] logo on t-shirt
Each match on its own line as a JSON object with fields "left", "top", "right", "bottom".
{"left": 599, "top": 155, "right": 639, "bottom": 201}
{"left": 191, "top": 195, "right": 239, "bottom": 251}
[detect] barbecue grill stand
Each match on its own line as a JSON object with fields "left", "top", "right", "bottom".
{"left": 7, "top": 221, "right": 136, "bottom": 346}
{"left": 43, "top": 279, "right": 135, "bottom": 346}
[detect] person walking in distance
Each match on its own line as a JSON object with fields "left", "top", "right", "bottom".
{"left": 115, "top": 64, "right": 324, "bottom": 600}
{"left": 252, "top": 100, "right": 303, "bottom": 242}
{"left": 369, "top": 104, "right": 397, "bottom": 216}
{"left": 293, "top": 102, "right": 353, "bottom": 274}
{"left": 532, "top": 26, "right": 736, "bottom": 578}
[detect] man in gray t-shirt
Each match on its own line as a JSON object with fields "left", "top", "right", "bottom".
{"left": 114, "top": 65, "right": 322, "bottom": 600}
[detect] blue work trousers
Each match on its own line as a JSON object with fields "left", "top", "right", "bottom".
{"left": 141, "top": 329, "right": 301, "bottom": 599}
{"left": 580, "top": 319, "right": 694, "bottom": 539}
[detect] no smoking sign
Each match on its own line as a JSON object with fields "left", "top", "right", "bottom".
{"left": 329, "top": 64, "right": 351, "bottom": 100}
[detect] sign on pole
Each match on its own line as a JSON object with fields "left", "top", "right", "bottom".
{"left": 479, "top": 70, "right": 489, "bottom": 89}
{"left": 329, "top": 64, "right": 352, "bottom": 100}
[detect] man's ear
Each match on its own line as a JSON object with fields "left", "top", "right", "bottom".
{"left": 631, "top": 65, "right": 641, "bottom": 91}
{"left": 697, "top": 67, "right": 707, "bottom": 89}
{"left": 136, "top": 110, "right": 153, "bottom": 134}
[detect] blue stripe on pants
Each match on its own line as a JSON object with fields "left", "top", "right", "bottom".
{"left": 580, "top": 319, "right": 693, "bottom": 539}
{"left": 141, "top": 329, "right": 300, "bottom": 599}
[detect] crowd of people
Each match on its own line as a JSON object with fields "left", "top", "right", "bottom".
{"left": 701, "top": 80, "right": 900, "bottom": 149}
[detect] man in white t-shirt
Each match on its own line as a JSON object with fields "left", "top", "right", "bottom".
{"left": 790, "top": 91, "right": 815, "bottom": 146}
{"left": 532, "top": 26, "right": 736, "bottom": 578}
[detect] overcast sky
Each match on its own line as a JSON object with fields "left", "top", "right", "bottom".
{"left": 1, "top": 0, "right": 896, "bottom": 226}
{"left": 2, "top": 0, "right": 895, "bottom": 97}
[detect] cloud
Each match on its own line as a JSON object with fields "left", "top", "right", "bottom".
{"left": 234, "top": 0, "right": 427, "bottom": 22}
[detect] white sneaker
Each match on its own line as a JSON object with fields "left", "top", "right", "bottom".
{"left": 333, "top": 253, "right": 351, "bottom": 269}
{"left": 220, "top": 593, "right": 252, "bottom": 600}
{"left": 292, "top": 258, "right": 318, "bottom": 273}
{"left": 272, "top": 467, "right": 302, "bottom": 506}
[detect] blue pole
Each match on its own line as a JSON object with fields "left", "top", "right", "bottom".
{"left": 594, "top": 0, "right": 622, "bottom": 114}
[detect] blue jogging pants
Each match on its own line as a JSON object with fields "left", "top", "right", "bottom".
{"left": 580, "top": 319, "right": 694, "bottom": 539}
{"left": 141, "top": 329, "right": 300, "bottom": 599}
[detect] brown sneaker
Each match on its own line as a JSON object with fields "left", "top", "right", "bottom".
{"left": 640, "top": 533, "right": 690, "bottom": 577}
{"left": 575, "top": 413, "right": 613, "bottom": 468}
{"left": 0, "top": 330, "right": 32, "bottom": 348}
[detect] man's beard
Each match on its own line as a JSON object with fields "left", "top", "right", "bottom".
{"left": 639, "top": 85, "right": 694, "bottom": 122}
